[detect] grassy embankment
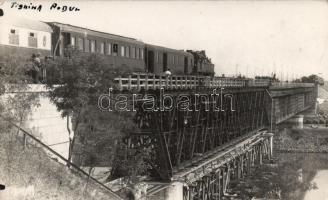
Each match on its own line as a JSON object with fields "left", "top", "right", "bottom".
{"left": 0, "top": 126, "right": 122, "bottom": 200}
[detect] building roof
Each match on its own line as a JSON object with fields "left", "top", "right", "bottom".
{"left": 47, "top": 22, "right": 144, "bottom": 45}
{"left": 0, "top": 16, "right": 53, "bottom": 33}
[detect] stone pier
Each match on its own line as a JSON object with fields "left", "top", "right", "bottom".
{"left": 164, "top": 182, "right": 184, "bottom": 200}
{"left": 288, "top": 114, "right": 304, "bottom": 129}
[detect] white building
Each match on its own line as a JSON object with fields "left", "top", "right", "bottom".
{"left": 0, "top": 17, "right": 52, "bottom": 57}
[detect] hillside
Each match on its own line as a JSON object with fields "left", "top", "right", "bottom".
{"left": 0, "top": 128, "right": 122, "bottom": 200}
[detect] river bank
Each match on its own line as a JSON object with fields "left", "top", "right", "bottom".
{"left": 274, "top": 127, "right": 328, "bottom": 153}
{"left": 228, "top": 153, "right": 322, "bottom": 200}
{"left": 227, "top": 126, "right": 328, "bottom": 200}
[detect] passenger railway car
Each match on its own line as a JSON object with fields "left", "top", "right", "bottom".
{"left": 0, "top": 17, "right": 52, "bottom": 61}
{"left": 144, "top": 44, "right": 194, "bottom": 75}
{"left": 47, "top": 22, "right": 146, "bottom": 73}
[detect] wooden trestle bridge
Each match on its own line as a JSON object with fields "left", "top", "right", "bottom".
{"left": 111, "top": 75, "right": 317, "bottom": 200}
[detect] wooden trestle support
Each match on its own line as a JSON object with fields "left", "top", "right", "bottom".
{"left": 180, "top": 132, "right": 273, "bottom": 200}
{"left": 124, "top": 87, "right": 271, "bottom": 181}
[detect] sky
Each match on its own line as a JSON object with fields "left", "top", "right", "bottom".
{"left": 2, "top": 0, "right": 328, "bottom": 80}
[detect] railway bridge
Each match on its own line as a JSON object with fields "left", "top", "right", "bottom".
{"left": 1, "top": 76, "right": 317, "bottom": 200}
{"left": 111, "top": 75, "right": 317, "bottom": 200}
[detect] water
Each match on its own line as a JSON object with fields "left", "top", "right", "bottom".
{"left": 303, "top": 170, "right": 328, "bottom": 200}
{"left": 268, "top": 153, "right": 328, "bottom": 200}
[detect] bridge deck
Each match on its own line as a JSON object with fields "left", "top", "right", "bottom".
{"left": 171, "top": 128, "right": 268, "bottom": 182}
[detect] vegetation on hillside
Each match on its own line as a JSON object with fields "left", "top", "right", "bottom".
{"left": 0, "top": 125, "right": 121, "bottom": 200}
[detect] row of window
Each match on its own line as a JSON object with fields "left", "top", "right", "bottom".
{"left": 71, "top": 36, "right": 144, "bottom": 60}
{"left": 154, "top": 51, "right": 190, "bottom": 65}
{"left": 8, "top": 29, "right": 46, "bottom": 48}
{"left": 120, "top": 45, "right": 144, "bottom": 59}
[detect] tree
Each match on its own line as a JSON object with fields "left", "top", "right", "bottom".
{"left": 293, "top": 74, "right": 324, "bottom": 85}
{"left": 0, "top": 55, "right": 40, "bottom": 126}
{"left": 44, "top": 48, "right": 149, "bottom": 179}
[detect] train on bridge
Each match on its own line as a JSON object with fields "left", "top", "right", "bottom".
{"left": 1, "top": 17, "right": 316, "bottom": 89}
{"left": 0, "top": 17, "right": 214, "bottom": 77}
